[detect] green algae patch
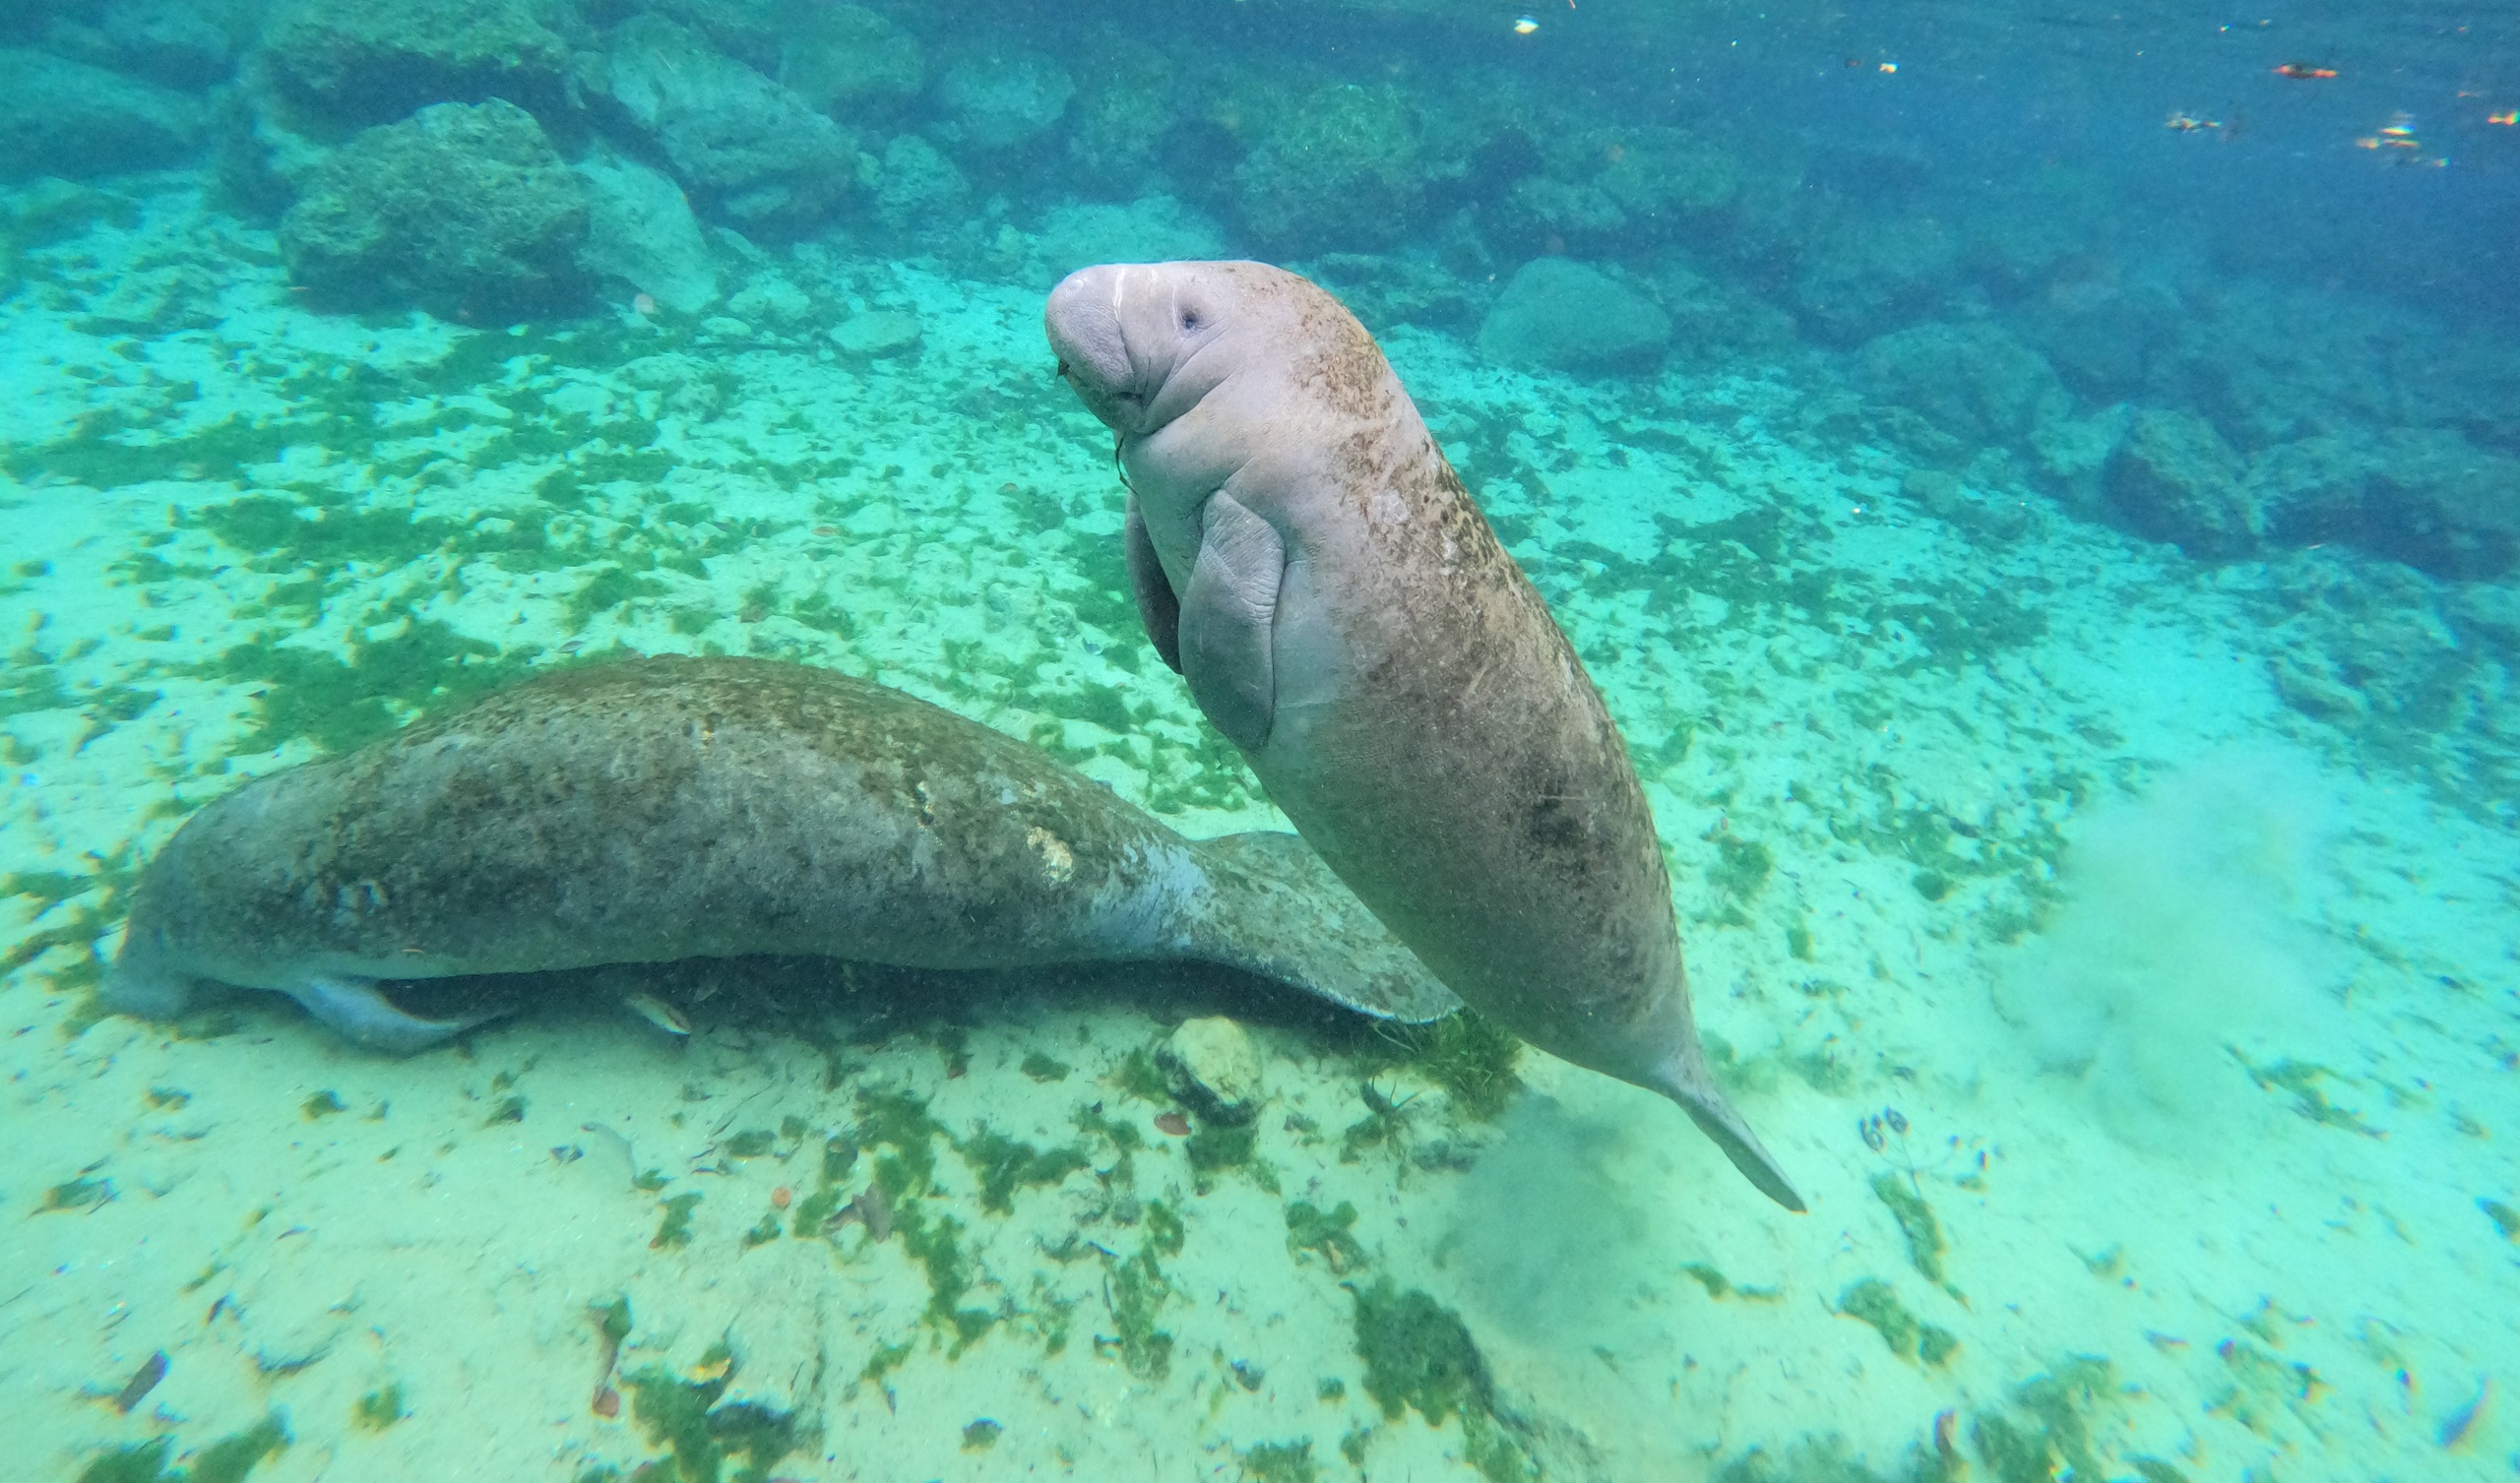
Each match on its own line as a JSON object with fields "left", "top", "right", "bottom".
{"left": 1354, "top": 1010, "right": 1524, "bottom": 1122}
{"left": 1972, "top": 1357, "right": 2114, "bottom": 1483}
{"left": 196, "top": 494, "right": 458, "bottom": 574}
{"left": 205, "top": 618, "right": 535, "bottom": 757}
{"left": 651, "top": 1192, "right": 701, "bottom": 1250}
{"left": 959, "top": 1128, "right": 1088, "bottom": 1213}
{"left": 351, "top": 1384, "right": 405, "bottom": 1430}
{"left": 1837, "top": 1278, "right": 1957, "bottom": 1367}
{"left": 1352, "top": 1278, "right": 1489, "bottom": 1426}
{"left": 1020, "top": 1050, "right": 1071, "bottom": 1081}
{"left": 1871, "top": 1174, "right": 1948, "bottom": 1284}
{"left": 961, "top": 1418, "right": 1003, "bottom": 1450}
{"left": 77, "top": 1414, "right": 291, "bottom": 1483}
{"left": 621, "top": 1361, "right": 799, "bottom": 1483}
{"left": 1144, "top": 1197, "right": 1185, "bottom": 1258}
{"left": 1286, "top": 1200, "right": 1365, "bottom": 1273}
{"left": 41, "top": 1175, "right": 112, "bottom": 1212}
{"left": 301, "top": 1090, "right": 346, "bottom": 1119}
{"left": 1239, "top": 1440, "right": 1318, "bottom": 1482}
{"left": 1108, "top": 1045, "right": 1174, "bottom": 1103}
{"left": 1097, "top": 1246, "right": 1175, "bottom": 1381}
{"left": 2238, "top": 1056, "right": 2379, "bottom": 1137}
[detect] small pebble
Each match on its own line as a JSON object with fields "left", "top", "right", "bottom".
{"left": 771, "top": 1186, "right": 792, "bottom": 1209}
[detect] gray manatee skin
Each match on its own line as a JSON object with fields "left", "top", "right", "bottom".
{"left": 1045, "top": 260, "right": 1803, "bottom": 1210}
{"left": 106, "top": 656, "right": 1458, "bottom": 1051}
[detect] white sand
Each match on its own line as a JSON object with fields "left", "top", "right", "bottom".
{"left": 2, "top": 188, "right": 2513, "bottom": 1482}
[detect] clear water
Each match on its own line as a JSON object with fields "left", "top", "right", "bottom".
{"left": 3, "top": 2, "right": 2515, "bottom": 1480}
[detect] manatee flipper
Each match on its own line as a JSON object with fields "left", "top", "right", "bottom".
{"left": 1183, "top": 831, "right": 1461, "bottom": 1023}
{"left": 1125, "top": 494, "right": 1184, "bottom": 674}
{"left": 1178, "top": 492, "right": 1284, "bottom": 751}
{"left": 1653, "top": 1046, "right": 1808, "bottom": 1212}
{"left": 284, "top": 974, "right": 505, "bottom": 1057}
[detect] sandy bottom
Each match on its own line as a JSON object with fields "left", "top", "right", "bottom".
{"left": 2, "top": 188, "right": 2514, "bottom": 1483}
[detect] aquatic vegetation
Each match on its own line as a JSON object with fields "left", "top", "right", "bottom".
{"left": 74, "top": 1415, "right": 291, "bottom": 1483}
{"left": 961, "top": 1418, "right": 1002, "bottom": 1451}
{"left": 1183, "top": 1117, "right": 1258, "bottom": 1177}
{"left": 351, "top": 1385, "right": 404, "bottom": 1430}
{"left": 1099, "top": 1245, "right": 1174, "bottom": 1381}
{"left": 620, "top": 1361, "right": 799, "bottom": 1483}
{"left": 1869, "top": 1174, "right": 1949, "bottom": 1286}
{"left": 40, "top": 1175, "right": 110, "bottom": 1212}
{"left": 1354, "top": 1010, "right": 1524, "bottom": 1123}
{"left": 300, "top": 1090, "right": 346, "bottom": 1119}
{"left": 1144, "top": 1197, "right": 1185, "bottom": 1258}
{"left": 1020, "top": 1051, "right": 1070, "bottom": 1081}
{"left": 959, "top": 1127, "right": 1088, "bottom": 1213}
{"left": 1285, "top": 1200, "right": 1365, "bottom": 1273}
{"left": 1349, "top": 1278, "right": 1489, "bottom": 1426}
{"left": 1237, "top": 1440, "right": 1318, "bottom": 1483}
{"left": 1107, "top": 1045, "right": 1174, "bottom": 1104}
{"left": 1834, "top": 1279, "right": 1957, "bottom": 1367}
{"left": 650, "top": 1192, "right": 701, "bottom": 1250}
{"left": 1972, "top": 1358, "right": 2114, "bottom": 1483}
{"left": 2237, "top": 1056, "right": 2379, "bottom": 1136}
{"left": 2483, "top": 1199, "right": 2519, "bottom": 1240}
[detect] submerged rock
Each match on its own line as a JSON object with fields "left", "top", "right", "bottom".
{"left": 777, "top": 4, "right": 924, "bottom": 118}
{"left": 865, "top": 134, "right": 970, "bottom": 236}
{"left": 1168, "top": 1016, "right": 1264, "bottom": 1112}
{"left": 256, "top": 0, "right": 577, "bottom": 126}
{"left": 1233, "top": 81, "right": 1427, "bottom": 251}
{"left": 575, "top": 146, "right": 719, "bottom": 314}
{"left": 829, "top": 309, "right": 921, "bottom": 360}
{"left": 933, "top": 49, "right": 1074, "bottom": 153}
{"left": 0, "top": 48, "right": 204, "bottom": 180}
{"left": 2103, "top": 406, "right": 2256, "bottom": 558}
{"left": 1857, "top": 319, "right": 2069, "bottom": 449}
{"left": 1476, "top": 257, "right": 1670, "bottom": 376}
{"left": 41, "top": 0, "right": 245, "bottom": 91}
{"left": 280, "top": 98, "right": 589, "bottom": 321}
{"left": 599, "top": 14, "right": 857, "bottom": 235}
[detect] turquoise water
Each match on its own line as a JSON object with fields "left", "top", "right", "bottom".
{"left": 4, "top": 2, "right": 2517, "bottom": 1479}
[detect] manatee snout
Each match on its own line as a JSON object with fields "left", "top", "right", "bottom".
{"left": 1046, "top": 264, "right": 1236, "bottom": 438}
{"left": 102, "top": 916, "right": 198, "bottom": 1019}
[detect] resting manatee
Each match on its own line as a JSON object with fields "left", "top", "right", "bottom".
{"left": 105, "top": 656, "right": 1458, "bottom": 1054}
{"left": 1045, "top": 260, "right": 1804, "bottom": 1210}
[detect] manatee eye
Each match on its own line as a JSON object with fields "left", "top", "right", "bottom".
{"left": 1180, "top": 309, "right": 1201, "bottom": 332}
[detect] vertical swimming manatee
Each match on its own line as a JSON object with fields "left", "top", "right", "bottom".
{"left": 1045, "top": 260, "right": 1803, "bottom": 1210}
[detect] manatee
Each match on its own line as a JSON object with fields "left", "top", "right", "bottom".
{"left": 105, "top": 656, "right": 1458, "bottom": 1054}
{"left": 1044, "top": 260, "right": 1803, "bottom": 1209}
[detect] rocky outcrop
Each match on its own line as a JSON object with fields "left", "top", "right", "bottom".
{"left": 574, "top": 145, "right": 718, "bottom": 314}
{"left": 1857, "top": 319, "right": 2070, "bottom": 449}
{"left": 0, "top": 48, "right": 205, "bottom": 179}
{"left": 932, "top": 49, "right": 1073, "bottom": 153}
{"left": 1476, "top": 257, "right": 1670, "bottom": 376}
{"left": 2103, "top": 407, "right": 2256, "bottom": 557}
{"left": 598, "top": 15, "right": 857, "bottom": 235}
{"left": 256, "top": 0, "right": 577, "bottom": 126}
{"left": 40, "top": 0, "right": 246, "bottom": 90}
{"left": 279, "top": 98, "right": 589, "bottom": 322}
{"left": 777, "top": 5, "right": 923, "bottom": 118}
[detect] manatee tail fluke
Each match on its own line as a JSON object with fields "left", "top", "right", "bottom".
{"left": 1657, "top": 1045, "right": 1808, "bottom": 1212}
{"left": 1185, "top": 832, "right": 1462, "bottom": 1023}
